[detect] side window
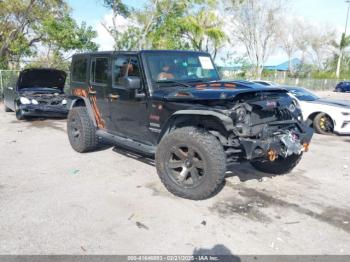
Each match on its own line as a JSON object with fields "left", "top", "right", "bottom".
{"left": 113, "top": 56, "right": 129, "bottom": 85}
{"left": 90, "top": 57, "right": 109, "bottom": 85}
{"left": 72, "top": 56, "right": 87, "bottom": 82}
{"left": 128, "top": 57, "right": 140, "bottom": 77}
{"left": 113, "top": 55, "right": 141, "bottom": 86}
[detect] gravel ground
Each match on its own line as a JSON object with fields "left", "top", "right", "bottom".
{"left": 0, "top": 91, "right": 350, "bottom": 255}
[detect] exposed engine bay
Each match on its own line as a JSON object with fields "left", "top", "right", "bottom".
{"left": 20, "top": 91, "right": 67, "bottom": 106}
{"left": 13, "top": 69, "right": 69, "bottom": 119}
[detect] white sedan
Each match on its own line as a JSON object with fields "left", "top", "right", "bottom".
{"left": 284, "top": 86, "right": 350, "bottom": 135}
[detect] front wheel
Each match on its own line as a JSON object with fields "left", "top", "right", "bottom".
{"left": 313, "top": 113, "right": 334, "bottom": 135}
{"left": 67, "top": 107, "right": 99, "bottom": 153}
{"left": 15, "top": 104, "right": 25, "bottom": 120}
{"left": 155, "top": 127, "right": 227, "bottom": 200}
{"left": 251, "top": 154, "right": 303, "bottom": 175}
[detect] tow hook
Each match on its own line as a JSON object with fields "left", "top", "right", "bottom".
{"left": 303, "top": 143, "right": 310, "bottom": 152}
{"left": 267, "top": 149, "right": 278, "bottom": 162}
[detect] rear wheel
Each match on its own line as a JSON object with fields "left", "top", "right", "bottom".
{"left": 313, "top": 113, "right": 334, "bottom": 135}
{"left": 155, "top": 127, "right": 226, "bottom": 200}
{"left": 67, "top": 107, "right": 98, "bottom": 153}
{"left": 251, "top": 154, "right": 303, "bottom": 175}
{"left": 335, "top": 88, "right": 343, "bottom": 92}
{"left": 4, "top": 104, "right": 12, "bottom": 112}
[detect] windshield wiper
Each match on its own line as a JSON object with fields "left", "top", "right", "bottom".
{"left": 156, "top": 80, "right": 192, "bottom": 88}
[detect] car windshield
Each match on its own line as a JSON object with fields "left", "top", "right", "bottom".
{"left": 288, "top": 88, "right": 319, "bottom": 101}
{"left": 144, "top": 52, "right": 220, "bottom": 87}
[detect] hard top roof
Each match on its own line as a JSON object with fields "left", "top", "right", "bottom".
{"left": 72, "top": 50, "right": 211, "bottom": 57}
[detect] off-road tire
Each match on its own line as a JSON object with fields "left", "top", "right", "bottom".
{"left": 4, "top": 104, "right": 12, "bottom": 112}
{"left": 251, "top": 153, "right": 303, "bottom": 175}
{"left": 67, "top": 107, "right": 98, "bottom": 153}
{"left": 155, "top": 127, "right": 226, "bottom": 200}
{"left": 313, "top": 113, "right": 334, "bottom": 135}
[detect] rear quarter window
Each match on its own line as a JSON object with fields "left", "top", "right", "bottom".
{"left": 72, "top": 56, "right": 88, "bottom": 83}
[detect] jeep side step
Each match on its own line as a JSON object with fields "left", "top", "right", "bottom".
{"left": 96, "top": 130, "right": 156, "bottom": 156}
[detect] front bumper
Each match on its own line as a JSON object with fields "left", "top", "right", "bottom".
{"left": 334, "top": 115, "right": 350, "bottom": 135}
{"left": 240, "top": 122, "right": 314, "bottom": 160}
{"left": 19, "top": 104, "right": 68, "bottom": 118}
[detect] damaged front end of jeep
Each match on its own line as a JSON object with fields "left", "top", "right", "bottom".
{"left": 216, "top": 90, "right": 313, "bottom": 164}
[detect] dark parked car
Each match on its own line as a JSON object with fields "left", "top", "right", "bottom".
{"left": 3, "top": 68, "right": 68, "bottom": 120}
{"left": 66, "top": 50, "right": 313, "bottom": 200}
{"left": 335, "top": 81, "right": 350, "bottom": 92}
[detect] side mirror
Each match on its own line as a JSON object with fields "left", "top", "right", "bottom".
{"left": 124, "top": 76, "right": 141, "bottom": 90}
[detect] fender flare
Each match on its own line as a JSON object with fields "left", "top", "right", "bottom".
{"left": 68, "top": 95, "right": 97, "bottom": 127}
{"left": 158, "top": 109, "right": 235, "bottom": 142}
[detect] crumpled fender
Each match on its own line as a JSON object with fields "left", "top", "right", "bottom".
{"left": 170, "top": 109, "right": 235, "bottom": 131}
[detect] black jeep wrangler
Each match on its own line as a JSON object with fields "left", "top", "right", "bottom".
{"left": 67, "top": 50, "right": 313, "bottom": 200}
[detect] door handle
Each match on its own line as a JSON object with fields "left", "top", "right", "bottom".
{"left": 109, "top": 94, "right": 120, "bottom": 100}
{"left": 7, "top": 87, "right": 13, "bottom": 90}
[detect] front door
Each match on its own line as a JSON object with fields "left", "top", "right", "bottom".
{"left": 108, "top": 54, "right": 152, "bottom": 144}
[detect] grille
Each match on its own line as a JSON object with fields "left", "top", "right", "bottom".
{"left": 50, "top": 101, "right": 61, "bottom": 105}
{"left": 278, "top": 109, "right": 293, "bottom": 121}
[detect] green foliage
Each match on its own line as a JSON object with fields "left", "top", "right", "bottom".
{"left": 25, "top": 52, "right": 71, "bottom": 71}
{"left": 41, "top": 16, "right": 98, "bottom": 52}
{"left": 103, "top": 0, "right": 130, "bottom": 17}
{"left": 0, "top": 0, "right": 98, "bottom": 70}
{"left": 105, "top": 0, "right": 227, "bottom": 59}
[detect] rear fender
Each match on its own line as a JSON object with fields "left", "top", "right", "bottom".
{"left": 68, "top": 95, "right": 97, "bottom": 127}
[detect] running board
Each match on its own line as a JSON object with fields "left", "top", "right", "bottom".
{"left": 96, "top": 130, "right": 156, "bottom": 156}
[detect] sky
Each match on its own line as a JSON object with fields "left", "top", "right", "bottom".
{"left": 67, "top": 0, "right": 350, "bottom": 65}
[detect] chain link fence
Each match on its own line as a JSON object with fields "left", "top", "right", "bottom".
{"left": 0, "top": 70, "right": 20, "bottom": 101}
{"left": 218, "top": 68, "right": 341, "bottom": 91}
{"left": 261, "top": 77, "right": 339, "bottom": 91}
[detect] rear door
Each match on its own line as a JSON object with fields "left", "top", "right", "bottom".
{"left": 88, "top": 56, "right": 113, "bottom": 130}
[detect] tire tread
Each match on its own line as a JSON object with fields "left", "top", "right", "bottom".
{"left": 67, "top": 107, "right": 98, "bottom": 153}
{"left": 155, "top": 127, "right": 226, "bottom": 200}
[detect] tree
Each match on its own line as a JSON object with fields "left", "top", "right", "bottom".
{"left": 226, "top": 0, "right": 286, "bottom": 78}
{"left": 335, "top": 33, "right": 350, "bottom": 78}
{"left": 31, "top": 16, "right": 98, "bottom": 69}
{"left": 0, "top": 0, "right": 98, "bottom": 70}
{"left": 102, "top": 0, "right": 227, "bottom": 60}
{"left": 306, "top": 29, "right": 334, "bottom": 71}
{"left": 101, "top": 0, "right": 131, "bottom": 50}
{"left": 180, "top": 7, "right": 227, "bottom": 59}
{"left": 278, "top": 19, "right": 302, "bottom": 74}
{"left": 0, "top": 0, "right": 68, "bottom": 68}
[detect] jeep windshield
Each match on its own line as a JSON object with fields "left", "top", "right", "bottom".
{"left": 144, "top": 51, "right": 220, "bottom": 87}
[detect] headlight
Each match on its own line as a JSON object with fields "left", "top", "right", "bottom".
{"left": 236, "top": 107, "right": 247, "bottom": 122}
{"left": 61, "top": 99, "right": 67, "bottom": 105}
{"left": 31, "top": 99, "right": 39, "bottom": 105}
{"left": 288, "top": 93, "right": 301, "bottom": 110}
{"left": 19, "top": 97, "right": 31, "bottom": 105}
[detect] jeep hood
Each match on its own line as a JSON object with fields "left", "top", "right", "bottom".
{"left": 152, "top": 80, "right": 288, "bottom": 101}
{"left": 17, "top": 69, "right": 67, "bottom": 90}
